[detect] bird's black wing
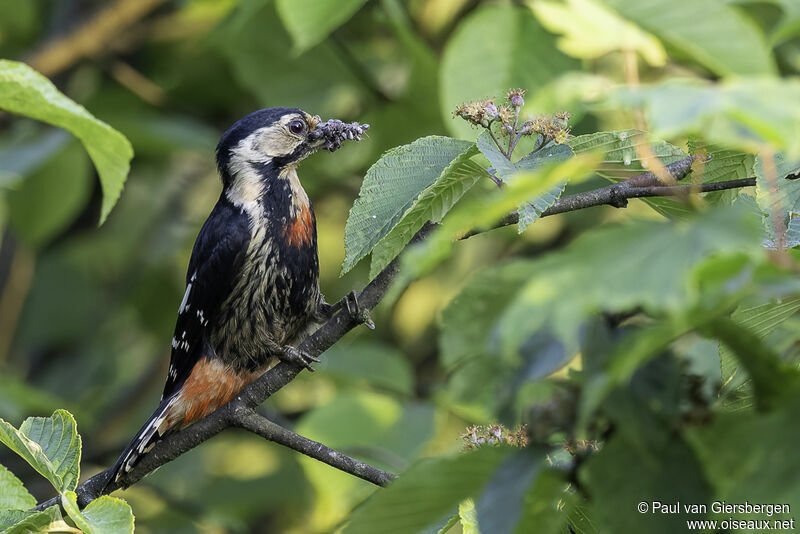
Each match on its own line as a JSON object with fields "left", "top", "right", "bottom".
{"left": 162, "top": 198, "right": 251, "bottom": 399}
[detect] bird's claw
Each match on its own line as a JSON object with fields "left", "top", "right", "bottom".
{"left": 280, "top": 346, "right": 320, "bottom": 371}
{"left": 341, "top": 290, "right": 375, "bottom": 330}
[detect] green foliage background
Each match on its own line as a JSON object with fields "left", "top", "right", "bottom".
{"left": 2, "top": 0, "right": 800, "bottom": 532}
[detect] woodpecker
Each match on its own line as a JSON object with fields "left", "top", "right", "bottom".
{"left": 107, "top": 107, "right": 370, "bottom": 486}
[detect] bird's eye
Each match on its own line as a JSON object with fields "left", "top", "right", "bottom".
{"left": 288, "top": 120, "right": 306, "bottom": 136}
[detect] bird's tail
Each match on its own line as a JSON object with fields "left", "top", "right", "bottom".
{"left": 105, "top": 395, "right": 177, "bottom": 490}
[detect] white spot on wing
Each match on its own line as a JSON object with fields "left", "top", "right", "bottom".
{"left": 179, "top": 282, "right": 192, "bottom": 313}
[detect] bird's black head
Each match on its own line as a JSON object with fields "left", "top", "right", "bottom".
{"left": 215, "top": 107, "right": 324, "bottom": 184}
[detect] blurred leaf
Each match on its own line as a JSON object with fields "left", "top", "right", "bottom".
{"left": 0, "top": 506, "right": 61, "bottom": 534}
{"left": 0, "top": 409, "right": 80, "bottom": 493}
{"left": 7, "top": 141, "right": 91, "bottom": 247}
{"left": 610, "top": 80, "right": 800, "bottom": 158}
{"left": 0, "top": 128, "right": 67, "bottom": 188}
{"left": 62, "top": 492, "right": 135, "bottom": 534}
{"left": 500, "top": 205, "right": 763, "bottom": 358}
{"left": 458, "top": 499, "right": 479, "bottom": 534}
{"left": 531, "top": 0, "right": 666, "bottom": 65}
{"left": 440, "top": 4, "right": 579, "bottom": 139}
{"left": 0, "top": 60, "right": 133, "bottom": 223}
{"left": 754, "top": 151, "right": 800, "bottom": 231}
{"left": 708, "top": 317, "right": 798, "bottom": 411}
{"left": 369, "top": 145, "right": 484, "bottom": 278}
{"left": 512, "top": 469, "right": 573, "bottom": 534}
{"left": 0, "top": 464, "right": 36, "bottom": 510}
{"left": 601, "top": 0, "right": 775, "bottom": 76}
{"left": 342, "top": 136, "right": 474, "bottom": 274}
{"left": 687, "top": 392, "right": 800, "bottom": 516}
{"left": 342, "top": 447, "right": 509, "bottom": 534}
{"left": 580, "top": 421, "right": 711, "bottom": 532}
{"left": 720, "top": 297, "right": 800, "bottom": 405}
{"left": 276, "top": 0, "right": 368, "bottom": 53}
{"left": 320, "top": 342, "right": 414, "bottom": 395}
{"left": 475, "top": 449, "right": 546, "bottom": 534}
{"left": 214, "top": 0, "right": 363, "bottom": 118}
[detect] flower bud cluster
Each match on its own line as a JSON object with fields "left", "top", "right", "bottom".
{"left": 461, "top": 424, "right": 529, "bottom": 450}
{"left": 453, "top": 88, "right": 571, "bottom": 147}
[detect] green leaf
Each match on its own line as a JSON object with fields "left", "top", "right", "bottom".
{"left": 476, "top": 134, "right": 574, "bottom": 232}
{"left": 687, "top": 140, "right": 755, "bottom": 184}
{"left": 319, "top": 342, "right": 414, "bottom": 395}
{"left": 275, "top": 0, "right": 368, "bottom": 53}
{"left": 754, "top": 151, "right": 800, "bottom": 231}
{"left": 0, "top": 464, "right": 36, "bottom": 510}
{"left": 531, "top": 0, "right": 666, "bottom": 66}
{"left": 499, "top": 205, "right": 763, "bottom": 358}
{"left": 368, "top": 145, "right": 485, "bottom": 278}
{"left": 394, "top": 154, "right": 598, "bottom": 294}
{"left": 440, "top": 4, "right": 579, "bottom": 139}
{"left": 0, "top": 60, "right": 133, "bottom": 223}
{"left": 342, "top": 447, "right": 510, "bottom": 534}
{"left": 0, "top": 506, "right": 62, "bottom": 534}
{"left": 720, "top": 297, "right": 800, "bottom": 403}
{"left": 610, "top": 80, "right": 800, "bottom": 158}
{"left": 0, "top": 409, "right": 81, "bottom": 493}
{"left": 600, "top": 0, "right": 775, "bottom": 76}
{"left": 568, "top": 129, "right": 690, "bottom": 218}
{"left": 342, "top": 136, "right": 475, "bottom": 274}
{"left": 708, "top": 317, "right": 798, "bottom": 411}
{"left": 568, "top": 130, "right": 686, "bottom": 181}
{"left": 475, "top": 450, "right": 546, "bottom": 534}
{"left": 62, "top": 492, "right": 135, "bottom": 534}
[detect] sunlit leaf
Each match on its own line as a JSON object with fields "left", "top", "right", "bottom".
{"left": 62, "top": 492, "right": 135, "bottom": 534}
{"left": 0, "top": 506, "right": 62, "bottom": 534}
{"left": 0, "top": 464, "right": 36, "bottom": 510}
{"left": 342, "top": 136, "right": 475, "bottom": 274}
{"left": 531, "top": 0, "right": 666, "bottom": 65}
{"left": 0, "top": 409, "right": 80, "bottom": 493}
{"left": 368, "top": 144, "right": 485, "bottom": 278}
{"left": 601, "top": 0, "right": 776, "bottom": 76}
{"left": 0, "top": 60, "right": 133, "bottom": 223}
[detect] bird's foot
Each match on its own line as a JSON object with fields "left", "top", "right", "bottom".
{"left": 340, "top": 290, "right": 375, "bottom": 330}
{"left": 279, "top": 345, "right": 320, "bottom": 372}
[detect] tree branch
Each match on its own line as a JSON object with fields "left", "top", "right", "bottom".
{"left": 37, "top": 155, "right": 757, "bottom": 511}
{"left": 234, "top": 410, "right": 396, "bottom": 487}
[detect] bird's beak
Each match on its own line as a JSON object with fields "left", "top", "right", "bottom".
{"left": 307, "top": 118, "right": 370, "bottom": 152}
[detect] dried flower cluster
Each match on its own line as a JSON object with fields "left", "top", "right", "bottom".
{"left": 453, "top": 88, "right": 571, "bottom": 160}
{"left": 461, "top": 424, "right": 530, "bottom": 450}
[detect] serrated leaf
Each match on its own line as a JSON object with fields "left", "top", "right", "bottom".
{"left": 275, "top": 0, "right": 368, "bottom": 53}
{"left": 568, "top": 130, "right": 686, "bottom": 181}
{"left": 569, "top": 130, "right": 688, "bottom": 218}
{"left": 601, "top": 0, "right": 776, "bottom": 76}
{"left": 342, "top": 447, "right": 510, "bottom": 534}
{"left": 477, "top": 132, "right": 573, "bottom": 231}
{"left": 0, "top": 60, "right": 133, "bottom": 223}
{"left": 719, "top": 297, "right": 800, "bottom": 407}
{"left": 368, "top": 145, "right": 484, "bottom": 278}
{"left": 687, "top": 140, "right": 755, "bottom": 183}
{"left": 342, "top": 136, "right": 475, "bottom": 274}
{"left": 0, "top": 410, "right": 81, "bottom": 493}
{"left": 0, "top": 506, "right": 62, "bottom": 534}
{"left": 62, "top": 492, "right": 134, "bottom": 534}
{"left": 0, "top": 464, "right": 36, "bottom": 510}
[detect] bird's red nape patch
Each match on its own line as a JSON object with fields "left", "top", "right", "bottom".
{"left": 170, "top": 357, "right": 261, "bottom": 428}
{"left": 283, "top": 204, "right": 314, "bottom": 248}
